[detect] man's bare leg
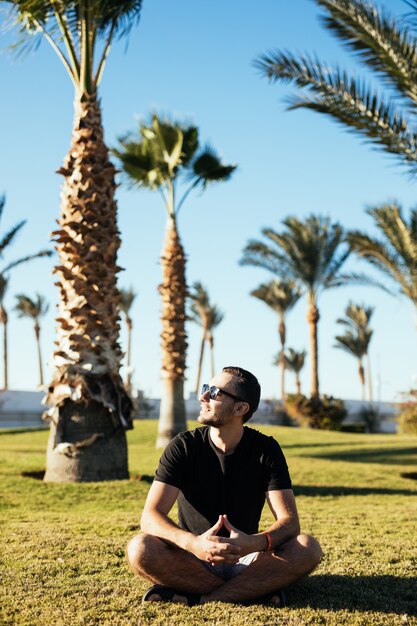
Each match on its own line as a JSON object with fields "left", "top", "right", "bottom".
{"left": 128, "top": 533, "right": 321, "bottom": 606}
{"left": 201, "top": 533, "right": 322, "bottom": 605}
{"left": 127, "top": 533, "right": 224, "bottom": 601}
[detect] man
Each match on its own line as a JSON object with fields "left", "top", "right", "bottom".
{"left": 127, "top": 366, "right": 322, "bottom": 606}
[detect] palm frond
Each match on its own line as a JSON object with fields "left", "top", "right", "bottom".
{"left": 95, "top": 0, "right": 142, "bottom": 40}
{"left": 348, "top": 204, "right": 417, "bottom": 304}
{"left": 0, "top": 194, "right": 5, "bottom": 222}
{"left": 14, "top": 292, "right": 49, "bottom": 319}
{"left": 0, "top": 275, "right": 8, "bottom": 302}
{"left": 0, "top": 220, "right": 26, "bottom": 257}
{"left": 188, "top": 282, "right": 223, "bottom": 331}
{"left": 119, "top": 287, "right": 137, "bottom": 316}
{"left": 280, "top": 347, "right": 306, "bottom": 373}
{"left": 190, "top": 145, "right": 237, "bottom": 187}
{"left": 241, "top": 238, "right": 293, "bottom": 277}
{"left": 327, "top": 270, "right": 392, "bottom": 293}
{"left": 256, "top": 50, "right": 417, "bottom": 173}
{"left": 206, "top": 304, "right": 224, "bottom": 329}
{"left": 1, "top": 249, "right": 52, "bottom": 274}
{"left": 188, "top": 281, "right": 210, "bottom": 327}
{"left": 315, "top": 0, "right": 417, "bottom": 104}
{"left": 334, "top": 331, "right": 367, "bottom": 358}
{"left": 251, "top": 279, "right": 301, "bottom": 314}
{"left": 367, "top": 204, "right": 417, "bottom": 267}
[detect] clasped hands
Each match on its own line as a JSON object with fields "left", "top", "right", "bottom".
{"left": 190, "top": 514, "right": 257, "bottom": 564}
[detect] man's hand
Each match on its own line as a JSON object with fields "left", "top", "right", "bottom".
{"left": 189, "top": 515, "right": 241, "bottom": 564}
{"left": 222, "top": 514, "right": 265, "bottom": 556}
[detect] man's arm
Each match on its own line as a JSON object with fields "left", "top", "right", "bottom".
{"left": 221, "top": 489, "right": 300, "bottom": 556}
{"left": 141, "top": 481, "right": 241, "bottom": 563}
{"left": 140, "top": 481, "right": 193, "bottom": 550}
{"left": 264, "top": 488, "right": 301, "bottom": 548}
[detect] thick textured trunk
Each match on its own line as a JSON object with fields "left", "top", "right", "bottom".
{"left": 358, "top": 360, "right": 365, "bottom": 401}
{"left": 43, "top": 94, "right": 132, "bottom": 482}
{"left": 157, "top": 378, "right": 186, "bottom": 448}
{"left": 279, "top": 316, "right": 286, "bottom": 401}
{"left": 295, "top": 374, "right": 301, "bottom": 395}
{"left": 157, "top": 217, "right": 187, "bottom": 447}
{"left": 34, "top": 322, "right": 44, "bottom": 387}
{"left": 366, "top": 352, "right": 373, "bottom": 402}
{"left": 45, "top": 399, "right": 128, "bottom": 481}
{"left": 0, "top": 307, "right": 7, "bottom": 390}
{"left": 195, "top": 332, "right": 206, "bottom": 394}
{"left": 306, "top": 300, "right": 320, "bottom": 397}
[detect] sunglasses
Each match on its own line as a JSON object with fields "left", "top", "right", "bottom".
{"left": 201, "top": 383, "right": 246, "bottom": 403}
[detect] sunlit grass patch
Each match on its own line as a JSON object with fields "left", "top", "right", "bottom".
{"left": 1, "top": 421, "right": 416, "bottom": 625}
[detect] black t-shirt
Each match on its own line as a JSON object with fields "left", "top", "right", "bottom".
{"left": 154, "top": 425, "right": 292, "bottom": 536}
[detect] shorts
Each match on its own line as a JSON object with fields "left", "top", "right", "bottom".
{"left": 202, "top": 551, "right": 260, "bottom": 581}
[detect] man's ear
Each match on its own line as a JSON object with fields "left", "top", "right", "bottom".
{"left": 234, "top": 402, "right": 250, "bottom": 419}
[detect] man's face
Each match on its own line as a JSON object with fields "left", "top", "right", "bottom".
{"left": 198, "top": 372, "right": 244, "bottom": 427}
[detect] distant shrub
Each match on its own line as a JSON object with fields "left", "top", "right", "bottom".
{"left": 398, "top": 390, "right": 417, "bottom": 435}
{"left": 285, "top": 393, "right": 346, "bottom": 430}
{"left": 340, "top": 423, "right": 366, "bottom": 433}
{"left": 359, "top": 404, "right": 381, "bottom": 433}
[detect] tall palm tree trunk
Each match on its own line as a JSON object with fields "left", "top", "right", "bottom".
{"left": 306, "top": 299, "right": 320, "bottom": 397}
{"left": 43, "top": 94, "right": 132, "bottom": 482}
{"left": 195, "top": 331, "right": 206, "bottom": 394}
{"left": 295, "top": 373, "right": 301, "bottom": 395}
{"left": 34, "top": 321, "right": 44, "bottom": 387}
{"left": 208, "top": 333, "right": 215, "bottom": 378}
{"left": 358, "top": 360, "right": 365, "bottom": 401}
{"left": 157, "top": 217, "right": 187, "bottom": 448}
{"left": 279, "top": 316, "right": 286, "bottom": 401}
{"left": 366, "top": 352, "right": 373, "bottom": 402}
{"left": 0, "top": 308, "right": 8, "bottom": 390}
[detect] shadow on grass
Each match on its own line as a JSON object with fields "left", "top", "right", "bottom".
{"left": 292, "top": 574, "right": 416, "bottom": 615}
{"left": 302, "top": 446, "right": 417, "bottom": 465}
{"left": 21, "top": 471, "right": 156, "bottom": 483}
{"left": 22, "top": 470, "right": 45, "bottom": 480}
{"left": 293, "top": 484, "right": 417, "bottom": 497}
{"left": 283, "top": 442, "right": 378, "bottom": 450}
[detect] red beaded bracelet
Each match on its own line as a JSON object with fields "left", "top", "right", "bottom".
{"left": 263, "top": 531, "right": 273, "bottom": 551}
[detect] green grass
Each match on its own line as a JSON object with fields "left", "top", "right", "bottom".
{"left": 1, "top": 421, "right": 416, "bottom": 625}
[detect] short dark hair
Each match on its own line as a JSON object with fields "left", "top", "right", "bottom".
{"left": 222, "top": 366, "right": 261, "bottom": 423}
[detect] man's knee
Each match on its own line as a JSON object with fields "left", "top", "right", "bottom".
{"left": 126, "top": 533, "right": 166, "bottom": 574}
{"left": 296, "top": 533, "right": 322, "bottom": 570}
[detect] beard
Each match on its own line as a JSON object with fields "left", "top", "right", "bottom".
{"left": 198, "top": 407, "right": 230, "bottom": 427}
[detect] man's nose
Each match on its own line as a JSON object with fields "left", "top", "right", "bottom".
{"left": 200, "top": 389, "right": 210, "bottom": 401}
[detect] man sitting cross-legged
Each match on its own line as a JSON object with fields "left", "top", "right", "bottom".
{"left": 127, "top": 366, "right": 322, "bottom": 606}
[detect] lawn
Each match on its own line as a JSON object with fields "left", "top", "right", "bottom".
{"left": 1, "top": 421, "right": 416, "bottom": 625}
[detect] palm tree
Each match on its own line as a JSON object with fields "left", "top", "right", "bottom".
{"left": 334, "top": 333, "right": 366, "bottom": 400}
{"left": 242, "top": 214, "right": 356, "bottom": 397}
{"left": 3, "top": 1, "right": 143, "bottom": 481}
{"left": 255, "top": 0, "right": 417, "bottom": 176}
{"left": 189, "top": 282, "right": 224, "bottom": 392}
{"left": 113, "top": 115, "right": 236, "bottom": 447}
{"left": 251, "top": 280, "right": 301, "bottom": 400}
{"left": 206, "top": 305, "right": 224, "bottom": 379}
{"left": 118, "top": 287, "right": 137, "bottom": 393}
{"left": 348, "top": 204, "right": 417, "bottom": 322}
{"left": 0, "top": 276, "right": 8, "bottom": 391}
{"left": 0, "top": 195, "right": 51, "bottom": 390}
{"left": 336, "top": 301, "right": 374, "bottom": 401}
{"left": 279, "top": 348, "right": 306, "bottom": 395}
{"left": 14, "top": 294, "right": 49, "bottom": 387}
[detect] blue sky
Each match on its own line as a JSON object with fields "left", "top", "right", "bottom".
{"left": 1, "top": 0, "right": 416, "bottom": 402}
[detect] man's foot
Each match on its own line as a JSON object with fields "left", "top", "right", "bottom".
{"left": 142, "top": 584, "right": 200, "bottom": 606}
{"left": 259, "top": 588, "right": 287, "bottom": 607}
